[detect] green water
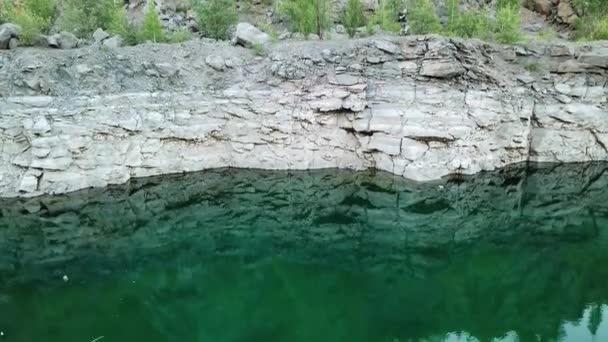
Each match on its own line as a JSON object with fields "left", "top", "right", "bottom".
{"left": 1, "top": 164, "right": 608, "bottom": 342}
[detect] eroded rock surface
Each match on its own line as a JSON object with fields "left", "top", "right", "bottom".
{"left": 0, "top": 36, "right": 607, "bottom": 197}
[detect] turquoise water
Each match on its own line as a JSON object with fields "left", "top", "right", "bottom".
{"left": 1, "top": 164, "right": 608, "bottom": 342}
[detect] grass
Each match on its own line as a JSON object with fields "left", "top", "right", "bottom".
{"left": 260, "top": 22, "right": 279, "bottom": 41}
{"left": 525, "top": 61, "right": 542, "bottom": 73}
{"left": 252, "top": 42, "right": 266, "bottom": 56}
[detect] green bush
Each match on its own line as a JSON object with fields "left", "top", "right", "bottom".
{"left": 139, "top": 0, "right": 165, "bottom": 42}
{"left": 56, "top": 0, "right": 130, "bottom": 39}
{"left": 23, "top": 0, "right": 56, "bottom": 27}
{"left": 496, "top": 0, "right": 521, "bottom": 9}
{"left": 367, "top": 0, "right": 401, "bottom": 33}
{"left": 342, "top": 0, "right": 366, "bottom": 37}
{"left": 0, "top": 0, "right": 54, "bottom": 45}
{"left": 570, "top": 0, "right": 606, "bottom": 16}
{"left": 167, "top": 27, "right": 192, "bottom": 43}
{"left": 252, "top": 42, "right": 266, "bottom": 56}
{"left": 282, "top": 0, "right": 332, "bottom": 39}
{"left": 494, "top": 4, "right": 522, "bottom": 43}
{"left": 194, "top": 0, "right": 238, "bottom": 40}
{"left": 407, "top": 0, "right": 441, "bottom": 34}
{"left": 260, "top": 22, "right": 278, "bottom": 41}
{"left": 106, "top": 3, "right": 137, "bottom": 45}
{"left": 445, "top": 8, "right": 493, "bottom": 39}
{"left": 536, "top": 27, "right": 558, "bottom": 41}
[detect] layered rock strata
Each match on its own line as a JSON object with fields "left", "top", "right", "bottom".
{"left": 0, "top": 36, "right": 607, "bottom": 197}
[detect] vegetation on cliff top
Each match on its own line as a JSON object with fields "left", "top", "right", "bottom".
{"left": 0, "top": 0, "right": 607, "bottom": 47}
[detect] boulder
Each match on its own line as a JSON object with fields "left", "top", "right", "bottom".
{"left": 8, "top": 38, "right": 18, "bottom": 50}
{"left": 93, "top": 28, "right": 110, "bottom": 43}
{"left": 103, "top": 36, "right": 123, "bottom": 49}
{"left": 419, "top": 60, "right": 466, "bottom": 78}
{"left": 557, "top": 1, "right": 578, "bottom": 25}
{"left": 46, "top": 32, "right": 79, "bottom": 49}
{"left": 205, "top": 55, "right": 225, "bottom": 71}
{"left": 0, "top": 23, "right": 21, "bottom": 49}
{"left": 534, "top": 0, "right": 553, "bottom": 15}
{"left": 232, "top": 23, "right": 270, "bottom": 48}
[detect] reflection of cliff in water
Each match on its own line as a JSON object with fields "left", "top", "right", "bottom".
{"left": 1, "top": 163, "right": 608, "bottom": 341}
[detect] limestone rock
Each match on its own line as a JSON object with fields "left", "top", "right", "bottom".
{"left": 534, "top": 0, "right": 553, "bottom": 15}
{"left": 47, "top": 32, "right": 79, "bottom": 49}
{"left": 0, "top": 23, "right": 21, "bottom": 49}
{"left": 419, "top": 60, "right": 465, "bottom": 78}
{"left": 557, "top": 1, "right": 578, "bottom": 25}
{"left": 205, "top": 55, "right": 225, "bottom": 71}
{"left": 103, "top": 36, "right": 123, "bottom": 49}
{"left": 232, "top": 22, "right": 270, "bottom": 48}
{"left": 93, "top": 28, "right": 110, "bottom": 43}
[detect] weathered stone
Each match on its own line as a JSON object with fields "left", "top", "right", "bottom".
{"left": 8, "top": 37, "right": 18, "bottom": 50}
{"left": 205, "top": 55, "right": 225, "bottom": 71}
{"left": 232, "top": 22, "right": 270, "bottom": 48}
{"left": 419, "top": 60, "right": 465, "bottom": 78}
{"left": 0, "top": 36, "right": 607, "bottom": 198}
{"left": 0, "top": 23, "right": 21, "bottom": 49}
{"left": 374, "top": 40, "right": 399, "bottom": 54}
{"left": 48, "top": 32, "right": 79, "bottom": 49}
{"left": 556, "top": 60, "right": 588, "bottom": 73}
{"left": 93, "top": 28, "right": 110, "bottom": 43}
{"left": 557, "top": 1, "right": 578, "bottom": 24}
{"left": 534, "top": 0, "right": 552, "bottom": 15}
{"left": 102, "top": 35, "right": 122, "bottom": 49}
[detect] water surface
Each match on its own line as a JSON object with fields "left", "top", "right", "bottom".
{"left": 1, "top": 163, "right": 608, "bottom": 342}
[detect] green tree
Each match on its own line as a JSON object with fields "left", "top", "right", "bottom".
{"left": 139, "top": 0, "right": 165, "bottom": 42}
{"left": 342, "top": 0, "right": 366, "bottom": 37}
{"left": 194, "top": 0, "right": 238, "bottom": 40}
{"left": 407, "top": 0, "right": 441, "bottom": 34}
{"left": 367, "top": 0, "right": 406, "bottom": 34}
{"left": 494, "top": 4, "right": 521, "bottom": 43}
{"left": 282, "top": 0, "right": 332, "bottom": 39}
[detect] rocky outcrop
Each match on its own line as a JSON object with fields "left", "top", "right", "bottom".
{"left": 0, "top": 23, "right": 20, "bottom": 50}
{"left": 0, "top": 36, "right": 607, "bottom": 197}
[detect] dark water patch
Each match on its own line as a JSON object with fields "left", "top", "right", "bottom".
{"left": 1, "top": 163, "right": 608, "bottom": 341}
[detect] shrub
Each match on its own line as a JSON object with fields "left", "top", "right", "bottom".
{"left": 139, "top": 0, "right": 165, "bottom": 42}
{"left": 445, "top": 8, "right": 493, "bottom": 40}
{"left": 106, "top": 3, "right": 137, "bottom": 45}
{"left": 56, "top": 0, "right": 130, "bottom": 39}
{"left": 194, "top": 0, "right": 238, "bottom": 40}
{"left": 525, "top": 61, "right": 541, "bottom": 73}
{"left": 367, "top": 0, "right": 402, "bottom": 33}
{"left": 23, "top": 0, "right": 56, "bottom": 28}
{"left": 260, "top": 22, "right": 278, "bottom": 41}
{"left": 167, "top": 27, "right": 192, "bottom": 43}
{"left": 536, "top": 27, "right": 558, "bottom": 41}
{"left": 494, "top": 4, "right": 522, "bottom": 43}
{"left": 282, "top": 0, "right": 332, "bottom": 39}
{"left": 570, "top": 0, "right": 606, "bottom": 16}
{"left": 0, "top": 0, "right": 53, "bottom": 45}
{"left": 252, "top": 42, "right": 266, "bottom": 56}
{"left": 496, "top": 0, "right": 521, "bottom": 9}
{"left": 590, "top": 16, "right": 608, "bottom": 39}
{"left": 342, "top": 0, "right": 366, "bottom": 37}
{"left": 407, "top": 0, "right": 441, "bottom": 34}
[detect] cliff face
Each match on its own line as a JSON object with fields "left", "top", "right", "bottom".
{"left": 0, "top": 36, "right": 607, "bottom": 197}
